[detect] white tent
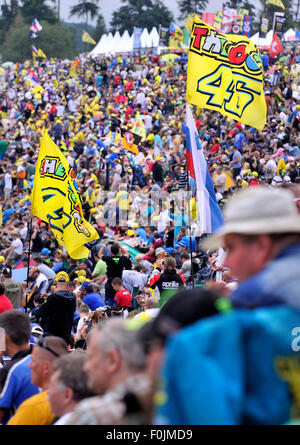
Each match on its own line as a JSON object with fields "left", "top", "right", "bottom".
{"left": 119, "top": 30, "right": 134, "bottom": 53}
{"left": 90, "top": 27, "right": 162, "bottom": 56}
{"left": 149, "top": 27, "right": 160, "bottom": 48}
{"left": 283, "top": 28, "right": 297, "bottom": 41}
{"left": 140, "top": 28, "right": 150, "bottom": 48}
{"left": 250, "top": 30, "right": 274, "bottom": 49}
{"left": 90, "top": 34, "right": 107, "bottom": 57}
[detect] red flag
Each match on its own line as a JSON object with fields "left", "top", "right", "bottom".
{"left": 270, "top": 32, "right": 284, "bottom": 57}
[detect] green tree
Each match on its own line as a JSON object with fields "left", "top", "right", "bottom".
{"left": 0, "top": 0, "right": 19, "bottom": 44}
{"left": 93, "top": 14, "right": 107, "bottom": 42}
{"left": 69, "top": 1, "right": 100, "bottom": 28}
{"left": 0, "top": 12, "right": 76, "bottom": 62}
{"left": 20, "top": 0, "right": 58, "bottom": 24}
{"left": 177, "top": 0, "right": 209, "bottom": 21}
{"left": 110, "top": 0, "right": 174, "bottom": 34}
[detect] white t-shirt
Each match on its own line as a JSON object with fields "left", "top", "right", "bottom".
{"left": 214, "top": 173, "right": 227, "bottom": 193}
{"left": 56, "top": 105, "right": 65, "bottom": 117}
{"left": 12, "top": 238, "right": 23, "bottom": 255}
{"left": 76, "top": 316, "right": 88, "bottom": 333}
{"left": 4, "top": 172, "right": 12, "bottom": 189}
{"left": 36, "top": 272, "right": 49, "bottom": 294}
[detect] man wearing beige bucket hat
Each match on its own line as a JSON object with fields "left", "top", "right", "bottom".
{"left": 202, "top": 186, "right": 300, "bottom": 308}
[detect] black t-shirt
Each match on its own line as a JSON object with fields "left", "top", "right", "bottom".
{"left": 165, "top": 229, "right": 174, "bottom": 248}
{"left": 31, "top": 232, "right": 44, "bottom": 252}
{"left": 102, "top": 255, "right": 132, "bottom": 278}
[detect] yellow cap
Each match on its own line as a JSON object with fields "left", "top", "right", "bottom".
{"left": 55, "top": 271, "right": 70, "bottom": 282}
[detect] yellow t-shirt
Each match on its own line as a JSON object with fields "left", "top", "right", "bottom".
{"left": 7, "top": 390, "right": 55, "bottom": 425}
{"left": 277, "top": 157, "right": 287, "bottom": 175}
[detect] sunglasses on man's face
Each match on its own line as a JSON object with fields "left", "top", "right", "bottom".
{"left": 37, "top": 337, "right": 60, "bottom": 357}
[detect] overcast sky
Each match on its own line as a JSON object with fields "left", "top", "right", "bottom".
{"left": 58, "top": 0, "right": 262, "bottom": 27}
{"left": 0, "top": 0, "right": 262, "bottom": 26}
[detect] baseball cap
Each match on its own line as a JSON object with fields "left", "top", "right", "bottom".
{"left": 55, "top": 271, "right": 70, "bottom": 282}
{"left": 74, "top": 275, "right": 86, "bottom": 284}
{"left": 31, "top": 324, "right": 44, "bottom": 336}
{"left": 2, "top": 267, "right": 12, "bottom": 277}
{"left": 138, "top": 288, "right": 232, "bottom": 347}
{"left": 80, "top": 281, "right": 93, "bottom": 292}
{"left": 41, "top": 248, "right": 51, "bottom": 255}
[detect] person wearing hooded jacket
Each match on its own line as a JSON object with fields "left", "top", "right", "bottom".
{"left": 37, "top": 271, "right": 76, "bottom": 345}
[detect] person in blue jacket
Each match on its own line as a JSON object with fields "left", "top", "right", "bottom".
{"left": 79, "top": 281, "right": 105, "bottom": 311}
{"left": 153, "top": 186, "right": 300, "bottom": 425}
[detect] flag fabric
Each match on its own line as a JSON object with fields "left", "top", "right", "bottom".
{"left": 31, "top": 131, "right": 99, "bottom": 259}
{"left": 222, "top": 5, "right": 237, "bottom": 33}
{"left": 159, "top": 26, "right": 169, "bottom": 47}
{"left": 201, "top": 13, "right": 215, "bottom": 27}
{"left": 186, "top": 14, "right": 266, "bottom": 131}
{"left": 82, "top": 30, "right": 96, "bottom": 45}
{"left": 169, "top": 22, "right": 184, "bottom": 41}
{"left": 70, "top": 61, "right": 78, "bottom": 78}
{"left": 273, "top": 13, "right": 286, "bottom": 39}
{"left": 230, "top": 9, "right": 249, "bottom": 35}
{"left": 32, "top": 45, "right": 38, "bottom": 55}
{"left": 30, "top": 18, "right": 43, "bottom": 33}
{"left": 29, "top": 31, "right": 38, "bottom": 39}
{"left": 267, "top": 0, "right": 285, "bottom": 9}
{"left": 242, "top": 15, "right": 252, "bottom": 37}
{"left": 183, "top": 14, "right": 194, "bottom": 46}
{"left": 37, "top": 48, "right": 47, "bottom": 58}
{"left": 168, "top": 36, "right": 182, "bottom": 50}
{"left": 14, "top": 257, "right": 34, "bottom": 270}
{"left": 133, "top": 27, "right": 142, "bottom": 49}
{"left": 237, "top": 8, "right": 249, "bottom": 20}
{"left": 121, "top": 129, "right": 141, "bottom": 156}
{"left": 259, "top": 17, "right": 269, "bottom": 38}
{"left": 213, "top": 11, "right": 223, "bottom": 31}
{"left": 184, "top": 14, "right": 194, "bottom": 33}
{"left": 231, "top": 16, "right": 242, "bottom": 35}
{"left": 212, "top": 169, "right": 235, "bottom": 191}
{"left": 185, "top": 103, "right": 224, "bottom": 234}
{"left": 270, "top": 32, "right": 284, "bottom": 57}
{"left": 183, "top": 27, "right": 191, "bottom": 46}
{"left": 295, "top": 29, "right": 299, "bottom": 39}
{"left": 25, "top": 69, "right": 38, "bottom": 87}
{"left": 132, "top": 115, "right": 147, "bottom": 141}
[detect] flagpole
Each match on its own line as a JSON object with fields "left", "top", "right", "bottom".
{"left": 25, "top": 217, "right": 33, "bottom": 312}
{"left": 186, "top": 169, "right": 195, "bottom": 288}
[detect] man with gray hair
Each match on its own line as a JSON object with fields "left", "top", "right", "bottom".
{"left": 65, "top": 318, "right": 152, "bottom": 425}
{"left": 153, "top": 186, "right": 300, "bottom": 425}
{"left": 48, "top": 350, "right": 96, "bottom": 425}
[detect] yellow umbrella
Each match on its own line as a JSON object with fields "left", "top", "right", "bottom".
{"left": 161, "top": 53, "right": 180, "bottom": 63}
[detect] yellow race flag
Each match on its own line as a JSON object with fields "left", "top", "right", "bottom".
{"left": 186, "top": 14, "right": 267, "bottom": 131}
{"left": 37, "top": 48, "right": 47, "bottom": 58}
{"left": 132, "top": 114, "right": 146, "bottom": 141}
{"left": 82, "top": 30, "right": 96, "bottom": 45}
{"left": 31, "top": 131, "right": 99, "bottom": 259}
{"left": 267, "top": 0, "right": 285, "bottom": 9}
